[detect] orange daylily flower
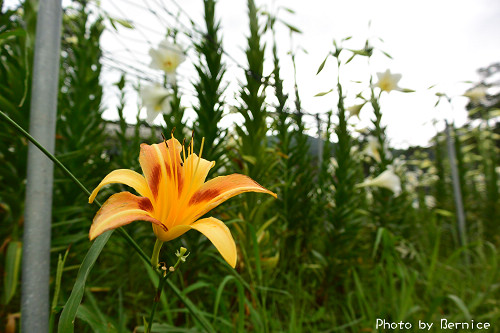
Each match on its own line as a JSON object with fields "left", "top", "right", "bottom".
{"left": 88, "top": 136, "right": 276, "bottom": 267}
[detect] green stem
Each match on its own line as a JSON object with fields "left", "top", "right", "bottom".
{"left": 146, "top": 273, "right": 167, "bottom": 333}
{"left": 0, "top": 110, "right": 150, "bottom": 265}
{"left": 1, "top": 110, "right": 95, "bottom": 202}
{"left": 151, "top": 238, "right": 163, "bottom": 268}
{"left": 369, "top": 87, "right": 389, "bottom": 169}
{"left": 146, "top": 253, "right": 186, "bottom": 333}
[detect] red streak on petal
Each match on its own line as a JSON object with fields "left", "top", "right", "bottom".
{"left": 164, "top": 161, "right": 172, "bottom": 178}
{"left": 149, "top": 165, "right": 161, "bottom": 199}
{"left": 189, "top": 188, "right": 222, "bottom": 205}
{"left": 138, "top": 197, "right": 154, "bottom": 212}
{"left": 177, "top": 167, "right": 183, "bottom": 196}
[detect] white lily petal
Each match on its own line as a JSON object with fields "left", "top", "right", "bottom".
{"left": 357, "top": 169, "right": 401, "bottom": 196}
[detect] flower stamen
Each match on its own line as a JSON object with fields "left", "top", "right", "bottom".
{"left": 194, "top": 137, "right": 206, "bottom": 181}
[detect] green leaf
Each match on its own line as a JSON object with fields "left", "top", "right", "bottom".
{"left": 381, "top": 50, "right": 393, "bottom": 59}
{"left": 0, "top": 94, "right": 19, "bottom": 115}
{"left": 489, "top": 109, "right": 500, "bottom": 117}
{"left": 257, "top": 214, "right": 279, "bottom": 236}
{"left": 280, "top": 20, "right": 302, "bottom": 34}
{"left": 2, "top": 241, "right": 22, "bottom": 305}
{"left": 108, "top": 18, "right": 118, "bottom": 31}
{"left": 281, "top": 7, "right": 296, "bottom": 14}
{"left": 182, "top": 281, "right": 211, "bottom": 296}
{"left": 76, "top": 304, "right": 117, "bottom": 332}
{"left": 372, "top": 227, "right": 385, "bottom": 258}
{"left": 49, "top": 248, "right": 70, "bottom": 333}
{"left": 345, "top": 54, "right": 355, "bottom": 64}
{"left": 316, "top": 54, "right": 329, "bottom": 75}
{"left": 113, "top": 18, "right": 134, "bottom": 29}
{"left": 213, "top": 275, "right": 245, "bottom": 332}
{"left": 447, "top": 294, "right": 472, "bottom": 321}
{"left": 468, "top": 107, "right": 482, "bottom": 117}
{"left": 58, "top": 231, "right": 113, "bottom": 333}
{"left": 435, "top": 209, "right": 454, "bottom": 217}
{"left": 314, "top": 89, "right": 333, "bottom": 97}
{"left": 0, "top": 28, "right": 26, "bottom": 41}
{"left": 401, "top": 88, "right": 415, "bottom": 93}
{"left": 242, "top": 155, "right": 257, "bottom": 165}
{"left": 165, "top": 280, "right": 216, "bottom": 333}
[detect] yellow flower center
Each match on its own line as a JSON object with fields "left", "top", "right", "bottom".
{"left": 163, "top": 59, "right": 173, "bottom": 71}
{"left": 159, "top": 134, "right": 208, "bottom": 228}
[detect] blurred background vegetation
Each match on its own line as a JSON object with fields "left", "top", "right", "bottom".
{"left": 1, "top": 0, "right": 499, "bottom": 331}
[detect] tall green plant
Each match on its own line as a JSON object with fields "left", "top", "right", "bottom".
{"left": 234, "top": 0, "right": 269, "bottom": 180}
{"left": 318, "top": 45, "right": 366, "bottom": 299}
{"left": 268, "top": 15, "right": 316, "bottom": 272}
{"left": 0, "top": 0, "right": 36, "bottom": 241}
{"left": 476, "top": 122, "right": 499, "bottom": 236}
{"left": 53, "top": 2, "right": 107, "bottom": 248}
{"left": 192, "top": 0, "right": 227, "bottom": 172}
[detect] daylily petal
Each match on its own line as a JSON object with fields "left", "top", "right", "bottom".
{"left": 88, "top": 137, "right": 277, "bottom": 268}
{"left": 139, "top": 139, "right": 182, "bottom": 201}
{"left": 182, "top": 152, "right": 215, "bottom": 198}
{"left": 153, "top": 224, "right": 191, "bottom": 242}
{"left": 179, "top": 174, "right": 277, "bottom": 224}
{"left": 89, "top": 192, "right": 163, "bottom": 240}
{"left": 190, "top": 217, "right": 237, "bottom": 268}
{"left": 89, "top": 169, "right": 152, "bottom": 204}
{"left": 152, "top": 217, "right": 237, "bottom": 267}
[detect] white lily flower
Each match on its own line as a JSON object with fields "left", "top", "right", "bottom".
{"left": 149, "top": 39, "right": 186, "bottom": 81}
{"left": 405, "top": 171, "right": 419, "bottom": 192}
{"left": 463, "top": 86, "right": 487, "bottom": 104}
{"left": 357, "top": 169, "right": 402, "bottom": 196}
{"left": 424, "top": 195, "right": 436, "bottom": 209}
{"left": 140, "top": 85, "right": 172, "bottom": 124}
{"left": 375, "top": 69, "right": 402, "bottom": 93}
{"left": 363, "top": 136, "right": 381, "bottom": 163}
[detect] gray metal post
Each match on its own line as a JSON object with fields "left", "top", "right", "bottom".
{"left": 316, "top": 114, "right": 323, "bottom": 167}
{"left": 445, "top": 121, "right": 469, "bottom": 262}
{"left": 21, "top": 0, "right": 62, "bottom": 331}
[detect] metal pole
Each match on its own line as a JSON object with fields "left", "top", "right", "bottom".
{"left": 316, "top": 114, "right": 323, "bottom": 167}
{"left": 445, "top": 121, "right": 469, "bottom": 263}
{"left": 21, "top": 0, "right": 62, "bottom": 331}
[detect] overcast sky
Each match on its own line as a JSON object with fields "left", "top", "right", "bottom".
{"left": 96, "top": 0, "right": 500, "bottom": 148}
{"left": 8, "top": 0, "right": 500, "bottom": 147}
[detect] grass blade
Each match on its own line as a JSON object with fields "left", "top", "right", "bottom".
{"left": 58, "top": 231, "right": 112, "bottom": 333}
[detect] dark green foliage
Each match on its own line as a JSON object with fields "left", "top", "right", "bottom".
{"left": 271, "top": 26, "right": 317, "bottom": 273}
{"left": 0, "top": 0, "right": 36, "bottom": 240}
{"left": 56, "top": 4, "right": 106, "bottom": 187}
{"left": 433, "top": 134, "right": 449, "bottom": 208}
{"left": 1, "top": 1, "right": 500, "bottom": 332}
{"left": 52, "top": 3, "right": 108, "bottom": 252}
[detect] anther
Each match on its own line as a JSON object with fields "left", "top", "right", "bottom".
{"left": 161, "top": 133, "right": 169, "bottom": 149}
